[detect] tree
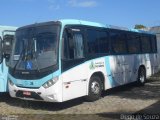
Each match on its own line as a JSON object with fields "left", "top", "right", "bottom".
{"left": 134, "top": 24, "right": 147, "bottom": 29}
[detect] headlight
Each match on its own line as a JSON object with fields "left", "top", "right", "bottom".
{"left": 8, "top": 79, "right": 14, "bottom": 86}
{"left": 43, "top": 76, "right": 59, "bottom": 89}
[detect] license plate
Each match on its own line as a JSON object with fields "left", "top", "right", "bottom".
{"left": 23, "top": 91, "right": 31, "bottom": 96}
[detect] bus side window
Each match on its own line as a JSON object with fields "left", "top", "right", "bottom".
{"left": 62, "top": 30, "right": 70, "bottom": 60}
{"left": 73, "top": 33, "right": 84, "bottom": 59}
{"left": 141, "top": 35, "right": 152, "bottom": 53}
{"left": 110, "top": 31, "right": 127, "bottom": 54}
{"left": 127, "top": 34, "right": 141, "bottom": 54}
{"left": 86, "top": 29, "right": 99, "bottom": 54}
{"left": 62, "top": 29, "right": 84, "bottom": 60}
{"left": 151, "top": 36, "right": 157, "bottom": 53}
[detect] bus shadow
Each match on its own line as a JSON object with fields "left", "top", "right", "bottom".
{"left": 102, "top": 82, "right": 138, "bottom": 96}
{"left": 102, "top": 78, "right": 160, "bottom": 100}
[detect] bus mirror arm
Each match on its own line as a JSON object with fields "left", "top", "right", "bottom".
{"left": 3, "top": 53, "right": 10, "bottom": 61}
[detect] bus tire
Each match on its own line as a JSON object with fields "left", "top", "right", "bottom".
{"left": 137, "top": 67, "right": 146, "bottom": 86}
{"left": 86, "top": 76, "right": 102, "bottom": 102}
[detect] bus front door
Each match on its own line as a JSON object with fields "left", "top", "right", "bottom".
{"left": 61, "top": 28, "right": 87, "bottom": 101}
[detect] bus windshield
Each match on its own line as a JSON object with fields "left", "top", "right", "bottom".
{"left": 9, "top": 24, "right": 60, "bottom": 71}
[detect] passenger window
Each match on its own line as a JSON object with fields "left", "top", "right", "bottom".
{"left": 127, "top": 34, "right": 141, "bottom": 53}
{"left": 151, "top": 36, "right": 157, "bottom": 53}
{"left": 86, "top": 29, "right": 109, "bottom": 54}
{"left": 62, "top": 29, "right": 84, "bottom": 60}
{"left": 62, "top": 31, "right": 69, "bottom": 60}
{"left": 110, "top": 31, "right": 127, "bottom": 54}
{"left": 141, "top": 35, "right": 151, "bottom": 53}
{"left": 87, "top": 29, "right": 99, "bottom": 54}
{"left": 73, "top": 33, "right": 84, "bottom": 59}
{"left": 98, "top": 31, "right": 109, "bottom": 53}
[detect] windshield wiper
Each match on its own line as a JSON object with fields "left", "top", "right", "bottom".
{"left": 13, "top": 40, "right": 27, "bottom": 73}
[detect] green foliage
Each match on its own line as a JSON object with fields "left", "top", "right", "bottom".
{"left": 134, "top": 24, "right": 147, "bottom": 29}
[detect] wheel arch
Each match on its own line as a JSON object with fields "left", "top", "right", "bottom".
{"left": 137, "top": 64, "right": 147, "bottom": 85}
{"left": 88, "top": 71, "right": 105, "bottom": 92}
{"left": 139, "top": 65, "right": 146, "bottom": 73}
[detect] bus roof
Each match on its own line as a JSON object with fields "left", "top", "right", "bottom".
{"left": 0, "top": 25, "right": 17, "bottom": 30}
{"left": 0, "top": 25, "right": 17, "bottom": 37}
{"left": 59, "top": 19, "right": 154, "bottom": 35}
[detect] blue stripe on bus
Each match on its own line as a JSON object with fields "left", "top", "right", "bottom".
{"left": 9, "top": 70, "right": 61, "bottom": 88}
{"left": 105, "top": 57, "right": 121, "bottom": 87}
{"left": 105, "top": 57, "right": 120, "bottom": 87}
{"left": 105, "top": 57, "right": 114, "bottom": 87}
{"left": 0, "top": 59, "right": 9, "bottom": 92}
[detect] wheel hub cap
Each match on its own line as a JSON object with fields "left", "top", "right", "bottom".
{"left": 140, "top": 72, "right": 145, "bottom": 83}
{"left": 91, "top": 81, "right": 100, "bottom": 94}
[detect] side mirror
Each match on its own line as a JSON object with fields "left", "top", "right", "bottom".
{"left": 0, "top": 37, "right": 3, "bottom": 63}
{"left": 3, "top": 35, "right": 14, "bottom": 61}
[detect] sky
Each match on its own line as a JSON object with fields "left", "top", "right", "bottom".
{"left": 0, "top": 0, "right": 160, "bottom": 28}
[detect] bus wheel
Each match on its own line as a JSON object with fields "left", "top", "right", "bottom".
{"left": 86, "top": 76, "right": 102, "bottom": 102}
{"left": 137, "top": 67, "right": 146, "bottom": 86}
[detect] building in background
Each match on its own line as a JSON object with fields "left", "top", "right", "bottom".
{"left": 150, "top": 26, "right": 160, "bottom": 54}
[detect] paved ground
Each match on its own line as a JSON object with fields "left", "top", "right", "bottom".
{"left": 0, "top": 74, "right": 160, "bottom": 120}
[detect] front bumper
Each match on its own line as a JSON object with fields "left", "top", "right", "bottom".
{"left": 8, "top": 80, "right": 63, "bottom": 102}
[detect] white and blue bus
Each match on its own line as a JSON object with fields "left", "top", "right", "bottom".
{"left": 8, "top": 20, "right": 158, "bottom": 102}
{"left": 0, "top": 26, "right": 17, "bottom": 93}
